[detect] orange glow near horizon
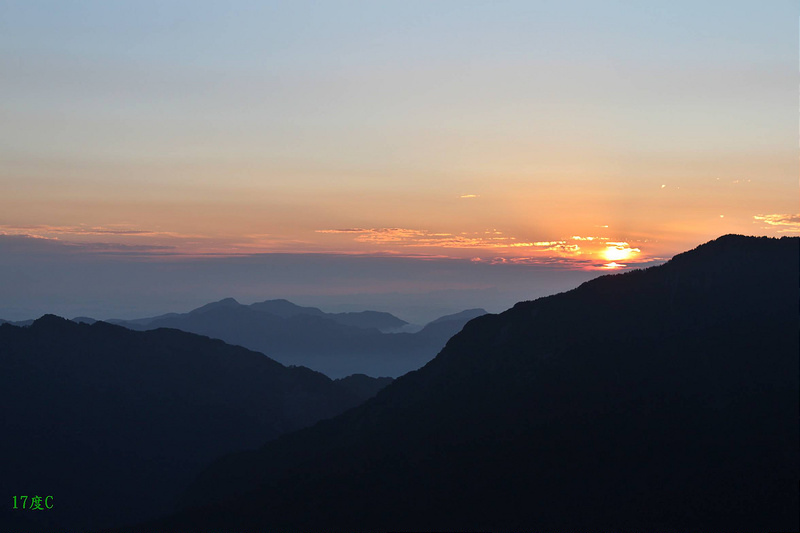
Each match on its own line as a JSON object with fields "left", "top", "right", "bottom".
{"left": 1, "top": 2, "right": 797, "bottom": 284}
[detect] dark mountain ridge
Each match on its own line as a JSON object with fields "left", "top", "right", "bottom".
{"left": 158, "top": 235, "right": 798, "bottom": 532}
{"left": 0, "top": 317, "right": 391, "bottom": 532}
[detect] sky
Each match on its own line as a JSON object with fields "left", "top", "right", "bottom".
{"left": 0, "top": 1, "right": 797, "bottom": 322}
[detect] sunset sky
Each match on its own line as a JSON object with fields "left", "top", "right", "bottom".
{"left": 0, "top": 1, "right": 797, "bottom": 321}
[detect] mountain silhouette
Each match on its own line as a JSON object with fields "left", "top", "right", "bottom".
{"left": 151, "top": 235, "right": 798, "bottom": 532}
{"left": 0, "top": 317, "right": 391, "bottom": 532}
{"left": 109, "top": 300, "right": 480, "bottom": 378}
{"left": 414, "top": 308, "right": 488, "bottom": 339}
{"left": 0, "top": 318, "right": 34, "bottom": 326}
{"left": 334, "top": 374, "right": 395, "bottom": 400}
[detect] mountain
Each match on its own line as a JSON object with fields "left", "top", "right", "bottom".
{"left": 334, "top": 374, "right": 395, "bottom": 400}
{"left": 0, "top": 318, "right": 34, "bottom": 326}
{"left": 188, "top": 297, "right": 243, "bottom": 315}
{"left": 0, "top": 317, "right": 390, "bottom": 532}
{"left": 424, "top": 308, "right": 487, "bottom": 326}
{"left": 249, "top": 299, "right": 408, "bottom": 331}
{"left": 326, "top": 310, "right": 408, "bottom": 331}
{"left": 414, "top": 308, "right": 487, "bottom": 339}
{"left": 119, "top": 298, "right": 407, "bottom": 331}
{"left": 109, "top": 301, "right": 475, "bottom": 378}
{"left": 152, "top": 235, "right": 798, "bottom": 532}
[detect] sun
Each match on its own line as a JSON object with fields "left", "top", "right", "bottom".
{"left": 603, "top": 243, "right": 637, "bottom": 262}
{"left": 604, "top": 247, "right": 631, "bottom": 262}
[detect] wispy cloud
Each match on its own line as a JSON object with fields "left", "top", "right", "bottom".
{"left": 459, "top": 194, "right": 479, "bottom": 199}
{"left": 315, "top": 228, "right": 370, "bottom": 234}
{"left": 0, "top": 231, "right": 58, "bottom": 240}
{"left": 314, "top": 228, "right": 592, "bottom": 261}
{"left": 0, "top": 233, "right": 177, "bottom": 257}
{"left": 528, "top": 241, "right": 581, "bottom": 253}
{"left": 753, "top": 214, "right": 800, "bottom": 233}
{"left": 570, "top": 235, "right": 608, "bottom": 241}
{"left": 317, "top": 227, "right": 523, "bottom": 250}
{"left": 0, "top": 224, "right": 264, "bottom": 258}
{"left": 547, "top": 243, "right": 581, "bottom": 253}
{"left": 0, "top": 224, "right": 194, "bottom": 239}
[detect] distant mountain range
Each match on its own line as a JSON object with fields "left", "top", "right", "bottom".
{"left": 0, "top": 317, "right": 392, "bottom": 532}
{"left": 103, "top": 300, "right": 487, "bottom": 378}
{"left": 144, "top": 235, "right": 799, "bottom": 532}
{"left": 111, "top": 298, "right": 409, "bottom": 332}
{"left": 0, "top": 318, "right": 34, "bottom": 327}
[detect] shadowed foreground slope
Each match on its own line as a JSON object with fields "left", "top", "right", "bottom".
{"left": 154, "top": 235, "right": 798, "bottom": 532}
{"left": 0, "top": 319, "right": 390, "bottom": 532}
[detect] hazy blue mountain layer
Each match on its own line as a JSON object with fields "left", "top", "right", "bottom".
{"left": 108, "top": 299, "right": 485, "bottom": 378}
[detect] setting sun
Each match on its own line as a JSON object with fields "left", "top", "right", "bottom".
{"left": 603, "top": 243, "right": 640, "bottom": 262}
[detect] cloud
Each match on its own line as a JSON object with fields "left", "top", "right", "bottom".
{"left": 753, "top": 214, "right": 800, "bottom": 233}
{"left": 0, "top": 224, "right": 320, "bottom": 258}
{"left": 318, "top": 227, "right": 541, "bottom": 251}
{"left": 0, "top": 231, "right": 58, "bottom": 241}
{"left": 481, "top": 255, "right": 596, "bottom": 268}
{"left": 604, "top": 242, "right": 642, "bottom": 255}
{"left": 315, "top": 228, "right": 369, "bottom": 234}
{"left": 0, "top": 225, "right": 283, "bottom": 259}
{"left": 570, "top": 235, "right": 608, "bottom": 241}
{"left": 459, "top": 194, "right": 479, "bottom": 199}
{"left": 549, "top": 244, "right": 581, "bottom": 253}
{"left": 0, "top": 234, "right": 176, "bottom": 257}
{"left": 0, "top": 224, "right": 194, "bottom": 239}
{"left": 527, "top": 241, "right": 581, "bottom": 253}
{"left": 316, "top": 228, "right": 602, "bottom": 259}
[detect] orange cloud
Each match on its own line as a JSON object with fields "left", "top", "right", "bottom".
{"left": 753, "top": 214, "right": 800, "bottom": 233}
{"left": 314, "top": 228, "right": 591, "bottom": 259}
{"left": 0, "top": 224, "right": 194, "bottom": 239}
{"left": 570, "top": 235, "right": 608, "bottom": 241}
{"left": 318, "top": 227, "right": 528, "bottom": 250}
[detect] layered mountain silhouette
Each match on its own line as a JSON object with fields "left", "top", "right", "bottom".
{"left": 107, "top": 300, "right": 486, "bottom": 378}
{"left": 145, "top": 235, "right": 798, "bottom": 532}
{"left": 0, "top": 318, "right": 34, "bottom": 327}
{"left": 0, "top": 318, "right": 391, "bottom": 532}
{"left": 110, "top": 298, "right": 407, "bottom": 332}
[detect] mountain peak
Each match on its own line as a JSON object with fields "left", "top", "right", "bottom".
{"left": 248, "top": 299, "right": 325, "bottom": 318}
{"left": 675, "top": 234, "right": 790, "bottom": 260}
{"left": 188, "top": 297, "right": 242, "bottom": 314}
{"left": 32, "top": 314, "right": 71, "bottom": 327}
